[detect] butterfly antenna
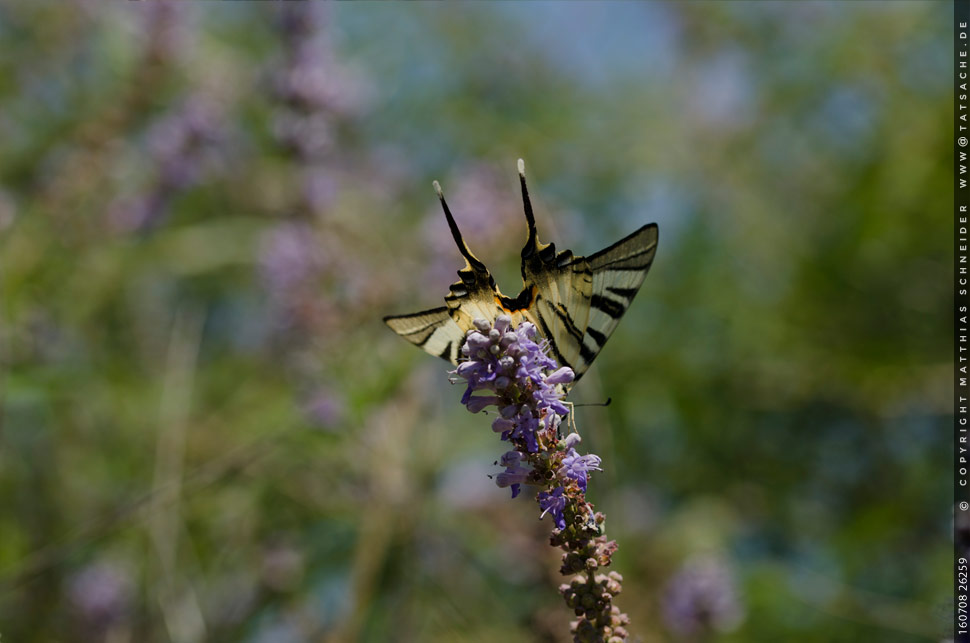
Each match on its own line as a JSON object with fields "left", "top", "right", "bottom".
{"left": 518, "top": 159, "right": 541, "bottom": 259}
{"left": 572, "top": 398, "right": 613, "bottom": 408}
{"left": 434, "top": 179, "right": 487, "bottom": 272}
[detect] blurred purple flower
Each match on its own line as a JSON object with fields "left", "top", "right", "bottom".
{"left": 259, "top": 222, "right": 324, "bottom": 296}
{"left": 67, "top": 562, "right": 133, "bottom": 630}
{"left": 138, "top": 0, "right": 193, "bottom": 65}
{"left": 146, "top": 96, "right": 222, "bottom": 188}
{"left": 270, "top": 2, "right": 371, "bottom": 166}
{"left": 258, "top": 221, "right": 340, "bottom": 334}
{"left": 662, "top": 556, "right": 745, "bottom": 636}
{"left": 423, "top": 164, "right": 526, "bottom": 286}
{"left": 302, "top": 386, "right": 345, "bottom": 429}
{"left": 271, "top": 112, "right": 334, "bottom": 161}
{"left": 275, "top": 40, "right": 370, "bottom": 117}
{"left": 301, "top": 166, "right": 339, "bottom": 213}
{"left": 110, "top": 95, "right": 225, "bottom": 232}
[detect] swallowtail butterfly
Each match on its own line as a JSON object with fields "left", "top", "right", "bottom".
{"left": 384, "top": 160, "right": 658, "bottom": 385}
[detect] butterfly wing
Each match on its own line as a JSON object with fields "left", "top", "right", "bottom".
{"left": 521, "top": 248, "right": 594, "bottom": 375}
{"left": 573, "top": 223, "right": 659, "bottom": 379}
{"left": 383, "top": 306, "right": 467, "bottom": 364}
{"left": 383, "top": 181, "right": 506, "bottom": 365}
{"left": 384, "top": 163, "right": 659, "bottom": 381}
{"left": 384, "top": 261, "right": 508, "bottom": 366}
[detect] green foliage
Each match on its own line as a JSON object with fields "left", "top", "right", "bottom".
{"left": 0, "top": 2, "right": 949, "bottom": 641}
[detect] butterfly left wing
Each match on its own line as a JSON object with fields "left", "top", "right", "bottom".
{"left": 383, "top": 306, "right": 468, "bottom": 364}
{"left": 384, "top": 180, "right": 505, "bottom": 365}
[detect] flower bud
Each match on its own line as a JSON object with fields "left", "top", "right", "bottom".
{"left": 456, "top": 361, "right": 480, "bottom": 378}
{"left": 492, "top": 417, "right": 515, "bottom": 433}
{"left": 499, "top": 451, "right": 523, "bottom": 467}
{"left": 465, "top": 395, "right": 499, "bottom": 413}
{"left": 546, "top": 366, "right": 575, "bottom": 385}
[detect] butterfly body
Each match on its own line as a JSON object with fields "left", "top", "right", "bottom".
{"left": 384, "top": 161, "right": 658, "bottom": 385}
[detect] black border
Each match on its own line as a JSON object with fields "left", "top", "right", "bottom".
{"left": 956, "top": 2, "right": 969, "bottom": 641}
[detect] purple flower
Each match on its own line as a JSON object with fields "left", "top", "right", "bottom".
{"left": 496, "top": 465, "right": 531, "bottom": 499}
{"left": 109, "top": 95, "right": 224, "bottom": 233}
{"left": 465, "top": 395, "right": 500, "bottom": 414}
{"left": 538, "top": 486, "right": 567, "bottom": 529}
{"left": 67, "top": 562, "right": 133, "bottom": 629}
{"left": 545, "top": 367, "right": 575, "bottom": 385}
{"left": 662, "top": 556, "right": 745, "bottom": 636}
{"left": 499, "top": 450, "right": 523, "bottom": 467}
{"left": 496, "top": 452, "right": 530, "bottom": 498}
{"left": 509, "top": 408, "right": 540, "bottom": 453}
{"left": 491, "top": 417, "right": 515, "bottom": 433}
{"left": 446, "top": 313, "right": 631, "bottom": 638}
{"left": 302, "top": 387, "right": 345, "bottom": 429}
{"left": 270, "top": 2, "right": 371, "bottom": 166}
{"left": 259, "top": 222, "right": 323, "bottom": 295}
{"left": 453, "top": 316, "right": 574, "bottom": 456}
{"left": 560, "top": 448, "right": 602, "bottom": 493}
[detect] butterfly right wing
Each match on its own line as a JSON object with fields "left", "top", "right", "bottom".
{"left": 520, "top": 248, "right": 594, "bottom": 375}
{"left": 576, "top": 223, "right": 659, "bottom": 376}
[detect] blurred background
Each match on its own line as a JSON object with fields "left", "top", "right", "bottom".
{"left": 0, "top": 2, "right": 951, "bottom": 642}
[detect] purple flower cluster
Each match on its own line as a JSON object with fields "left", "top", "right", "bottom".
{"left": 67, "top": 562, "right": 133, "bottom": 632}
{"left": 452, "top": 315, "right": 629, "bottom": 642}
{"left": 109, "top": 96, "right": 224, "bottom": 233}
{"left": 270, "top": 2, "right": 370, "bottom": 169}
{"left": 455, "top": 315, "right": 573, "bottom": 454}
{"left": 662, "top": 556, "right": 745, "bottom": 636}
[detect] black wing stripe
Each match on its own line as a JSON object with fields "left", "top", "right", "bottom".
{"left": 587, "top": 224, "right": 658, "bottom": 264}
{"left": 596, "top": 266, "right": 652, "bottom": 273}
{"left": 536, "top": 310, "right": 574, "bottom": 370}
{"left": 383, "top": 308, "right": 449, "bottom": 327}
{"left": 578, "top": 341, "right": 596, "bottom": 364}
{"left": 553, "top": 304, "right": 584, "bottom": 344}
{"left": 398, "top": 320, "right": 444, "bottom": 337}
{"left": 415, "top": 328, "right": 438, "bottom": 348}
{"left": 439, "top": 342, "right": 454, "bottom": 361}
{"left": 606, "top": 286, "right": 639, "bottom": 301}
{"left": 590, "top": 294, "right": 626, "bottom": 319}
{"left": 586, "top": 326, "right": 607, "bottom": 348}
{"left": 589, "top": 246, "right": 656, "bottom": 269}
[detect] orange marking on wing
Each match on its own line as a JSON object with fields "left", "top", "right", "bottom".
{"left": 495, "top": 286, "right": 538, "bottom": 312}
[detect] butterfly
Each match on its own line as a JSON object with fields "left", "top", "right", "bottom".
{"left": 383, "top": 160, "right": 658, "bottom": 386}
